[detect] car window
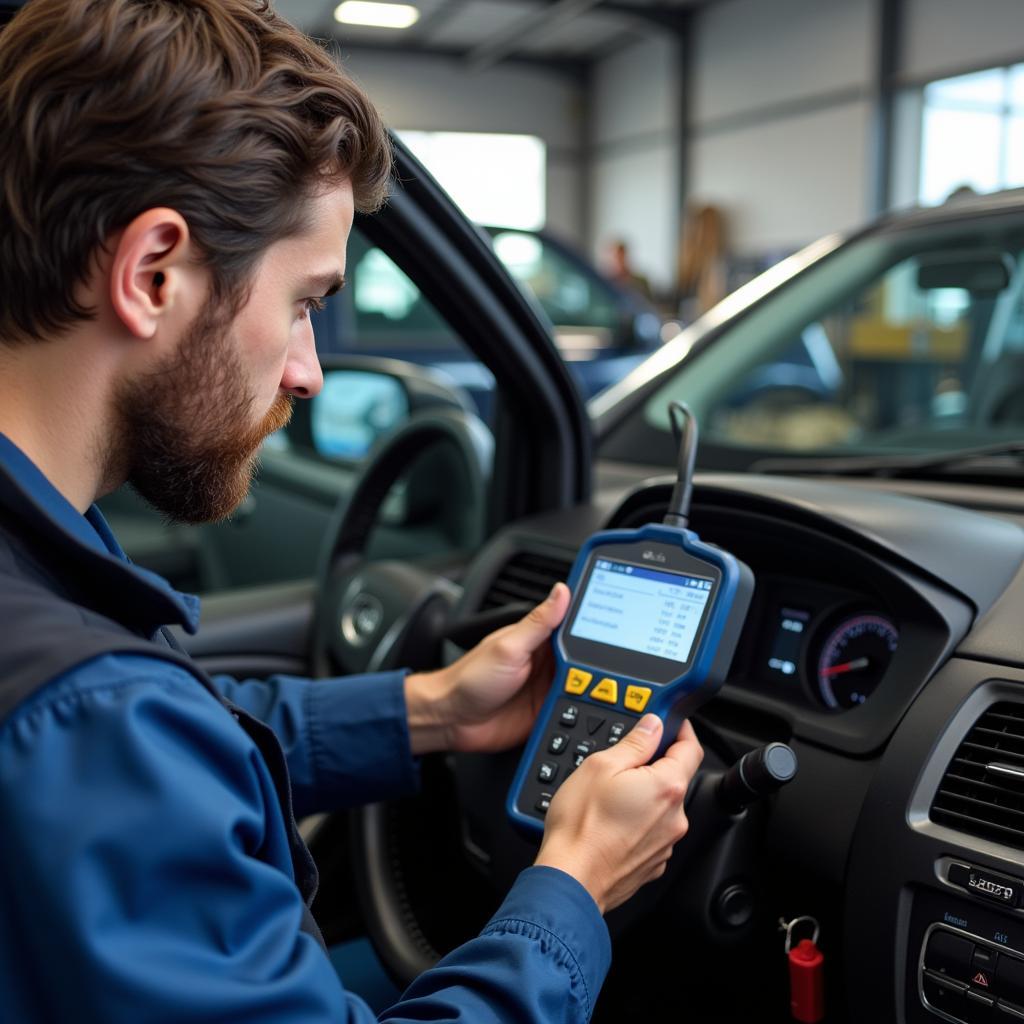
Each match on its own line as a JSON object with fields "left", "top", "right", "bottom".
{"left": 490, "top": 229, "right": 620, "bottom": 332}
{"left": 637, "top": 220, "right": 1024, "bottom": 457}
{"left": 313, "top": 227, "right": 494, "bottom": 430}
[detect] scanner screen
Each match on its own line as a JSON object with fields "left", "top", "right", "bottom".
{"left": 570, "top": 558, "right": 714, "bottom": 663}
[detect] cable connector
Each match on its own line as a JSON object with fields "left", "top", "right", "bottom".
{"left": 664, "top": 400, "right": 698, "bottom": 528}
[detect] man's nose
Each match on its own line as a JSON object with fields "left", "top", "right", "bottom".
{"left": 280, "top": 331, "right": 324, "bottom": 399}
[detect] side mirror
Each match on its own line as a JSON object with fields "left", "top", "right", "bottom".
{"left": 288, "top": 355, "right": 475, "bottom": 463}
{"left": 312, "top": 370, "right": 408, "bottom": 461}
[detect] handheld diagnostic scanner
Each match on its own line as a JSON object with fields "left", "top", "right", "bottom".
{"left": 507, "top": 402, "right": 754, "bottom": 836}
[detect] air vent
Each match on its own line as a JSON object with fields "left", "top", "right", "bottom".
{"left": 931, "top": 702, "right": 1024, "bottom": 848}
{"left": 481, "top": 551, "right": 573, "bottom": 610}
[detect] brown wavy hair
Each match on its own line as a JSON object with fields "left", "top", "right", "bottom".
{"left": 0, "top": 0, "right": 392, "bottom": 343}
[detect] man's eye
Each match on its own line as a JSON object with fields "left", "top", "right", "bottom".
{"left": 300, "top": 296, "right": 327, "bottom": 319}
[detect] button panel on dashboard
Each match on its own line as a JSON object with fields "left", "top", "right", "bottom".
{"left": 921, "top": 924, "right": 1024, "bottom": 1023}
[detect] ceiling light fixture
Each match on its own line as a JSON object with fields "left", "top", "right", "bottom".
{"left": 334, "top": 1, "right": 420, "bottom": 29}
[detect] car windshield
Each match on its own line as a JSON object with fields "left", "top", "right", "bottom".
{"left": 602, "top": 205, "right": 1024, "bottom": 472}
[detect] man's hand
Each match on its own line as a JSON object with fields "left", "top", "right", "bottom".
{"left": 535, "top": 715, "right": 703, "bottom": 914}
{"left": 403, "top": 583, "right": 570, "bottom": 756}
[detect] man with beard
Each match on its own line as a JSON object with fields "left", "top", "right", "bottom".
{"left": 0, "top": 1, "right": 704, "bottom": 1022}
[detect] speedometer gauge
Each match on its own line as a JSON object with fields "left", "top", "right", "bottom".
{"left": 815, "top": 614, "right": 898, "bottom": 710}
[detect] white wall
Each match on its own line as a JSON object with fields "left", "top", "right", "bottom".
{"left": 588, "top": 35, "right": 683, "bottom": 292}
{"left": 693, "top": 0, "right": 873, "bottom": 124}
{"left": 339, "top": 48, "right": 586, "bottom": 243}
{"left": 691, "top": 103, "right": 872, "bottom": 256}
{"left": 688, "top": 0, "right": 874, "bottom": 259}
{"left": 902, "top": 0, "right": 1024, "bottom": 83}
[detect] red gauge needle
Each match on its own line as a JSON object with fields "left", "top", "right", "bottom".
{"left": 821, "top": 657, "right": 870, "bottom": 677}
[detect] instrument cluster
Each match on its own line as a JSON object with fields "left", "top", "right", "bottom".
{"left": 734, "top": 573, "right": 900, "bottom": 713}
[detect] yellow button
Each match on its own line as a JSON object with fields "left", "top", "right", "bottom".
{"left": 590, "top": 677, "right": 619, "bottom": 704}
{"left": 624, "top": 685, "right": 652, "bottom": 712}
{"left": 564, "top": 668, "right": 593, "bottom": 695}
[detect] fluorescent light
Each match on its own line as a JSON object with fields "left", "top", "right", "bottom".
{"left": 334, "top": 1, "right": 420, "bottom": 28}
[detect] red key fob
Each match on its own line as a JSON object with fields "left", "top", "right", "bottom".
{"left": 788, "top": 937, "right": 825, "bottom": 1022}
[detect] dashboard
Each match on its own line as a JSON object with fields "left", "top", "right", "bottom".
{"left": 446, "top": 464, "right": 1024, "bottom": 1023}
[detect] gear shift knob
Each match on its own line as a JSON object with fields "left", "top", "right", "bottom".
{"left": 717, "top": 741, "right": 798, "bottom": 815}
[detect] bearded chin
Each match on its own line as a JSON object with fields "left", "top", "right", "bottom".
{"left": 123, "top": 392, "right": 293, "bottom": 525}
{"left": 113, "top": 302, "right": 295, "bottom": 525}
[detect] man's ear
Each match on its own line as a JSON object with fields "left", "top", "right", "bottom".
{"left": 109, "top": 208, "right": 193, "bottom": 339}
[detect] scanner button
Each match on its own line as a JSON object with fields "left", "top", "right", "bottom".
{"left": 565, "top": 668, "right": 593, "bottom": 695}
{"left": 590, "top": 678, "right": 619, "bottom": 704}
{"left": 535, "top": 793, "right": 552, "bottom": 814}
{"left": 572, "top": 740, "right": 595, "bottom": 769}
{"left": 624, "top": 686, "right": 653, "bottom": 712}
{"left": 538, "top": 762, "right": 558, "bottom": 784}
{"left": 608, "top": 722, "right": 626, "bottom": 744}
{"left": 560, "top": 705, "right": 579, "bottom": 727}
{"left": 586, "top": 715, "right": 606, "bottom": 736}
{"left": 548, "top": 733, "right": 569, "bottom": 754}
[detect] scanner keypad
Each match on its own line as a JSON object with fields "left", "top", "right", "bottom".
{"left": 521, "top": 676, "right": 637, "bottom": 822}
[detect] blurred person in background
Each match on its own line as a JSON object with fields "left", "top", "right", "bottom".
{"left": 676, "top": 203, "right": 728, "bottom": 323}
{"left": 605, "top": 237, "right": 654, "bottom": 301}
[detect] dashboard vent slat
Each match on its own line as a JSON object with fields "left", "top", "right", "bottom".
{"left": 480, "top": 551, "right": 573, "bottom": 611}
{"left": 962, "top": 740, "right": 1024, "bottom": 762}
{"left": 931, "top": 702, "right": 1024, "bottom": 849}
{"left": 943, "top": 772, "right": 1024, "bottom": 799}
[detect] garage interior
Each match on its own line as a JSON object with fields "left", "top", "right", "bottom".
{"left": 277, "top": 0, "right": 1024, "bottom": 307}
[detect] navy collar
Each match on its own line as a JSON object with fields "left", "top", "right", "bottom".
{"left": 0, "top": 434, "right": 201, "bottom": 635}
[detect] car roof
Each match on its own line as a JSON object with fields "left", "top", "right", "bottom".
{"left": 871, "top": 187, "right": 1024, "bottom": 235}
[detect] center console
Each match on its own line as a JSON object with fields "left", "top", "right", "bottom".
{"left": 909, "top": 880, "right": 1024, "bottom": 1022}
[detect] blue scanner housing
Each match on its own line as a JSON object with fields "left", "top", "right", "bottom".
{"left": 507, "top": 522, "right": 754, "bottom": 837}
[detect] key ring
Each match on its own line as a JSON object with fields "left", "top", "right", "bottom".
{"left": 779, "top": 915, "right": 820, "bottom": 954}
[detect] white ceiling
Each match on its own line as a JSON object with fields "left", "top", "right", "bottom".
{"left": 276, "top": 0, "right": 710, "bottom": 66}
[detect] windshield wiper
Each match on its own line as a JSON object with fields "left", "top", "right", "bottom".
{"left": 751, "top": 441, "right": 1024, "bottom": 480}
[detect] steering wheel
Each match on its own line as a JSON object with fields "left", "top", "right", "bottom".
{"left": 308, "top": 405, "right": 492, "bottom": 981}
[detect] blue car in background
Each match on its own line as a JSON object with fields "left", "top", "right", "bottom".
{"left": 312, "top": 223, "right": 664, "bottom": 421}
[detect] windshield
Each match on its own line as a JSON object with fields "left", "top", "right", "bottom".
{"left": 602, "top": 208, "right": 1024, "bottom": 470}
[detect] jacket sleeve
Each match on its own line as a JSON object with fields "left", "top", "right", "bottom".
{"left": 0, "top": 654, "right": 611, "bottom": 1024}
{"left": 0, "top": 655, "right": 379, "bottom": 1024}
{"left": 209, "top": 669, "right": 420, "bottom": 816}
{"left": 386, "top": 866, "right": 611, "bottom": 1024}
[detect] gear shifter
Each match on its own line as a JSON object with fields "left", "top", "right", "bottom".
{"left": 717, "top": 742, "right": 798, "bottom": 815}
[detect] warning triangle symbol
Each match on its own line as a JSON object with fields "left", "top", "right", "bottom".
{"left": 973, "top": 971, "right": 990, "bottom": 987}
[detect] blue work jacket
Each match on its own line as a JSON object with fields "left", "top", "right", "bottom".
{"left": 0, "top": 434, "right": 611, "bottom": 1022}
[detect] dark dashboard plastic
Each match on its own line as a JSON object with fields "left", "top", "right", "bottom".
{"left": 453, "top": 466, "right": 1024, "bottom": 1022}
{"left": 621, "top": 473, "right": 1024, "bottom": 619}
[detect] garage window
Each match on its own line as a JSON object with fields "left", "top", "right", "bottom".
{"left": 919, "top": 65, "right": 1024, "bottom": 205}
{"left": 397, "top": 130, "right": 545, "bottom": 230}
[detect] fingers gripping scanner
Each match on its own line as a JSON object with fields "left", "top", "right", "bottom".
{"left": 507, "top": 403, "right": 754, "bottom": 836}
